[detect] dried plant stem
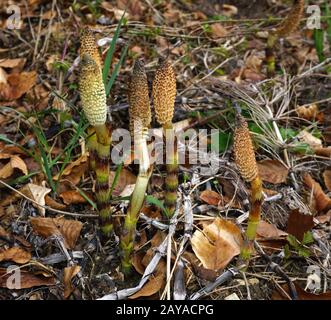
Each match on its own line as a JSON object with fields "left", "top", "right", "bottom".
{"left": 240, "top": 177, "right": 263, "bottom": 260}
{"left": 121, "top": 131, "right": 152, "bottom": 274}
{"left": 94, "top": 123, "right": 113, "bottom": 237}
{"left": 164, "top": 122, "right": 179, "bottom": 218}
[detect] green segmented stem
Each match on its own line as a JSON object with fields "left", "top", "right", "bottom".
{"left": 87, "top": 127, "right": 97, "bottom": 171}
{"left": 164, "top": 122, "right": 178, "bottom": 218}
{"left": 240, "top": 177, "right": 263, "bottom": 262}
{"left": 120, "top": 132, "right": 152, "bottom": 274}
{"left": 94, "top": 123, "right": 113, "bottom": 237}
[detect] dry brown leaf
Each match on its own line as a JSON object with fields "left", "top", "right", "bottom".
{"left": 0, "top": 58, "right": 26, "bottom": 69}
{"left": 30, "top": 217, "right": 82, "bottom": 249}
{"left": 200, "top": 189, "right": 240, "bottom": 209}
{"left": 256, "top": 220, "right": 287, "bottom": 239}
{"left": 132, "top": 252, "right": 146, "bottom": 275}
{"left": 63, "top": 265, "right": 81, "bottom": 299}
{"left": 322, "top": 169, "right": 331, "bottom": 192}
{"left": 129, "top": 260, "right": 166, "bottom": 299}
{"left": 200, "top": 190, "right": 221, "bottom": 206}
{"left": 272, "top": 282, "right": 331, "bottom": 300}
{"left": 210, "top": 23, "right": 228, "bottom": 39}
{"left": 0, "top": 154, "right": 28, "bottom": 178}
{"left": 21, "top": 183, "right": 51, "bottom": 216}
{"left": 110, "top": 168, "right": 137, "bottom": 196}
{"left": 0, "top": 268, "right": 56, "bottom": 289}
{"left": 45, "top": 195, "right": 67, "bottom": 210}
{"left": 313, "top": 147, "right": 331, "bottom": 157}
{"left": 286, "top": 209, "right": 314, "bottom": 242}
{"left": 0, "top": 247, "right": 31, "bottom": 264}
{"left": 191, "top": 218, "right": 243, "bottom": 271}
{"left": 257, "top": 160, "right": 289, "bottom": 184}
{"left": 0, "top": 71, "right": 37, "bottom": 101}
{"left": 303, "top": 173, "right": 331, "bottom": 213}
{"left": 54, "top": 154, "right": 88, "bottom": 180}
{"left": 59, "top": 190, "right": 90, "bottom": 205}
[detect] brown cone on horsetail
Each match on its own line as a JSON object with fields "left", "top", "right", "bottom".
{"left": 233, "top": 112, "right": 263, "bottom": 262}
{"left": 152, "top": 60, "right": 178, "bottom": 218}
{"left": 266, "top": 0, "right": 304, "bottom": 76}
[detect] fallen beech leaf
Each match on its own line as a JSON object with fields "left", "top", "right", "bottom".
{"left": 141, "top": 231, "right": 166, "bottom": 268}
{"left": 313, "top": 147, "right": 331, "bottom": 157}
{"left": 272, "top": 282, "right": 331, "bottom": 300}
{"left": 30, "top": 217, "right": 82, "bottom": 249}
{"left": 54, "top": 154, "right": 88, "bottom": 180}
{"left": 0, "top": 154, "right": 28, "bottom": 178}
{"left": 0, "top": 247, "right": 31, "bottom": 264}
{"left": 210, "top": 23, "right": 228, "bottom": 38}
{"left": 286, "top": 209, "right": 314, "bottom": 242}
{"left": 109, "top": 168, "right": 137, "bottom": 196}
{"left": 191, "top": 218, "right": 243, "bottom": 271}
{"left": 45, "top": 195, "right": 67, "bottom": 210}
{"left": 183, "top": 251, "right": 219, "bottom": 281}
{"left": 60, "top": 190, "right": 90, "bottom": 205}
{"left": 303, "top": 173, "right": 331, "bottom": 212}
{"left": 257, "top": 160, "right": 288, "bottom": 184}
{"left": 200, "top": 189, "right": 240, "bottom": 208}
{"left": 0, "top": 58, "right": 26, "bottom": 69}
{"left": 63, "top": 265, "right": 81, "bottom": 299}
{"left": 200, "top": 190, "right": 221, "bottom": 206}
{"left": 129, "top": 261, "right": 166, "bottom": 299}
{"left": 322, "top": 169, "right": 331, "bottom": 192}
{"left": 0, "top": 71, "right": 37, "bottom": 101}
{"left": 256, "top": 220, "right": 287, "bottom": 239}
{"left": 21, "top": 183, "right": 51, "bottom": 216}
{"left": 132, "top": 252, "right": 146, "bottom": 275}
{"left": 0, "top": 268, "right": 56, "bottom": 289}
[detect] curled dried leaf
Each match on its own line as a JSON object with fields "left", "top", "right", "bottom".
{"left": 30, "top": 217, "right": 83, "bottom": 249}
{"left": 191, "top": 218, "right": 243, "bottom": 271}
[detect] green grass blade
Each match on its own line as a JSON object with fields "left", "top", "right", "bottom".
{"left": 77, "top": 188, "right": 97, "bottom": 209}
{"left": 102, "top": 11, "right": 126, "bottom": 84}
{"left": 105, "top": 43, "right": 128, "bottom": 96}
{"left": 145, "top": 195, "right": 167, "bottom": 215}
{"left": 313, "top": 29, "right": 325, "bottom": 62}
{"left": 109, "top": 162, "right": 123, "bottom": 198}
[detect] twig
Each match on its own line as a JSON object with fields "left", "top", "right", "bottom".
{"left": 0, "top": 179, "right": 98, "bottom": 218}
{"left": 139, "top": 213, "right": 169, "bottom": 230}
{"left": 189, "top": 268, "right": 240, "bottom": 300}
{"left": 255, "top": 241, "right": 298, "bottom": 300}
